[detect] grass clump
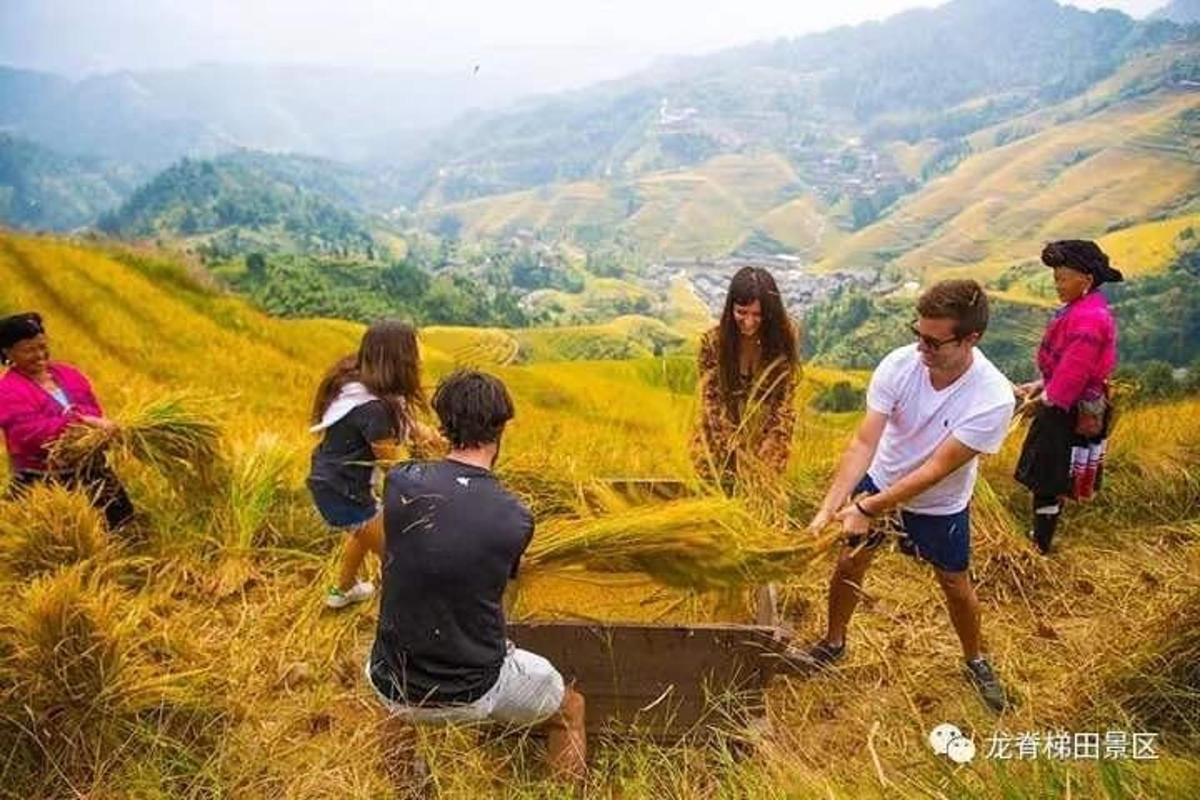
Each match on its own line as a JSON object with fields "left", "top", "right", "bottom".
{"left": 0, "top": 568, "right": 202, "bottom": 793}
{"left": 0, "top": 484, "right": 111, "bottom": 578}
{"left": 211, "top": 433, "right": 294, "bottom": 594}
{"left": 1106, "top": 579, "right": 1200, "bottom": 752}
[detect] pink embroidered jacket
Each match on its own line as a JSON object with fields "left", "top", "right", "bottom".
{"left": 1037, "top": 290, "right": 1118, "bottom": 410}
{"left": 0, "top": 362, "right": 103, "bottom": 473}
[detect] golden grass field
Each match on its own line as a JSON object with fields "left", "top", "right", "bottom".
{"left": 441, "top": 153, "right": 804, "bottom": 261}
{"left": 819, "top": 90, "right": 1200, "bottom": 282}
{"left": 1, "top": 233, "right": 1199, "bottom": 798}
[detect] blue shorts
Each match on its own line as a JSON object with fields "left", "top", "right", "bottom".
{"left": 845, "top": 475, "right": 971, "bottom": 573}
{"left": 308, "top": 481, "right": 379, "bottom": 530}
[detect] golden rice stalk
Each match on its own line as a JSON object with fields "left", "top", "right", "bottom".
{"left": 499, "top": 459, "right": 589, "bottom": 519}
{"left": 970, "top": 477, "right": 1058, "bottom": 603}
{"left": 0, "top": 567, "right": 194, "bottom": 786}
{"left": 209, "top": 433, "right": 295, "bottom": 596}
{"left": 219, "top": 432, "right": 294, "bottom": 555}
{"left": 689, "top": 361, "right": 795, "bottom": 514}
{"left": 525, "top": 496, "right": 840, "bottom": 590}
{"left": 408, "top": 419, "right": 449, "bottom": 460}
{"left": 1101, "top": 576, "right": 1200, "bottom": 746}
{"left": 0, "top": 484, "right": 110, "bottom": 578}
{"left": 48, "top": 393, "right": 222, "bottom": 485}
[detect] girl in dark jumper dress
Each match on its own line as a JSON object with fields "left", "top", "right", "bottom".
{"left": 308, "top": 320, "right": 431, "bottom": 608}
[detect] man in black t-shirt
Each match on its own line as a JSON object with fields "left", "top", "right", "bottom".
{"left": 367, "top": 370, "right": 586, "bottom": 782}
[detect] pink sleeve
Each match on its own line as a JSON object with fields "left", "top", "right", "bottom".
{"left": 1044, "top": 316, "right": 1107, "bottom": 409}
{"left": 6, "top": 410, "right": 75, "bottom": 452}
{"left": 1, "top": 389, "right": 77, "bottom": 464}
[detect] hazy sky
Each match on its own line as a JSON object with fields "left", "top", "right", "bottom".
{"left": 0, "top": 0, "right": 1169, "bottom": 91}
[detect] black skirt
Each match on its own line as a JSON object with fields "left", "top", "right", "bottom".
{"left": 1014, "top": 403, "right": 1108, "bottom": 499}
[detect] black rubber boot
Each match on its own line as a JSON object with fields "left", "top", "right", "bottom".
{"left": 1032, "top": 495, "right": 1060, "bottom": 554}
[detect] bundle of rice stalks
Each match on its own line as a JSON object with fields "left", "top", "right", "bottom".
{"left": 499, "top": 461, "right": 588, "bottom": 519}
{"left": 212, "top": 434, "right": 294, "bottom": 594}
{"left": 690, "top": 365, "right": 798, "bottom": 519}
{"left": 524, "top": 496, "right": 840, "bottom": 590}
{"left": 969, "top": 477, "right": 1058, "bottom": 604}
{"left": 48, "top": 393, "right": 222, "bottom": 487}
{"left": 0, "top": 484, "right": 111, "bottom": 578}
{"left": 0, "top": 567, "right": 194, "bottom": 788}
{"left": 219, "top": 434, "right": 294, "bottom": 554}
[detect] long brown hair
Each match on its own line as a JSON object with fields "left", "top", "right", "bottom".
{"left": 716, "top": 267, "right": 799, "bottom": 417}
{"left": 311, "top": 320, "right": 426, "bottom": 434}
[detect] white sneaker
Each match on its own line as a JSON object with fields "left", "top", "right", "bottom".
{"left": 325, "top": 580, "right": 375, "bottom": 609}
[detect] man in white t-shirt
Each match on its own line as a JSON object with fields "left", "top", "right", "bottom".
{"left": 798, "top": 279, "right": 1016, "bottom": 712}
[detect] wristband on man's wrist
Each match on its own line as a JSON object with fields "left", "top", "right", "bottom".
{"left": 854, "top": 499, "right": 877, "bottom": 518}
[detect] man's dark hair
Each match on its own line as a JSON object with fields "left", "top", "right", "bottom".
{"left": 432, "top": 370, "right": 515, "bottom": 449}
{"left": 916, "top": 279, "right": 989, "bottom": 337}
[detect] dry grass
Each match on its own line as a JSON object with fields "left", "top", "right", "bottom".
{"left": 0, "top": 484, "right": 112, "bottom": 578}
{"left": 0, "top": 567, "right": 212, "bottom": 795}
{"left": 969, "top": 476, "right": 1059, "bottom": 605}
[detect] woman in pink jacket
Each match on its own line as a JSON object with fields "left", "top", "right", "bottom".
{"left": 0, "top": 312, "right": 134, "bottom": 528}
{"left": 1014, "top": 241, "right": 1123, "bottom": 554}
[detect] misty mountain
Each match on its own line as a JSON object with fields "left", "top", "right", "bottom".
{"left": 0, "top": 62, "right": 540, "bottom": 167}
{"left": 3, "top": 0, "right": 1195, "bottom": 247}
{"left": 403, "top": 0, "right": 1186, "bottom": 204}
{"left": 0, "top": 134, "right": 146, "bottom": 230}
{"left": 1151, "top": 0, "right": 1200, "bottom": 24}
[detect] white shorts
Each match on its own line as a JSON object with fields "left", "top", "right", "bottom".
{"left": 366, "top": 643, "right": 564, "bottom": 727}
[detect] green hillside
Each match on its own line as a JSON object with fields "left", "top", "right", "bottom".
{"left": 430, "top": 46, "right": 1200, "bottom": 270}
{"left": 440, "top": 152, "right": 811, "bottom": 261}
{"left": 410, "top": 0, "right": 1185, "bottom": 205}
{"left": 96, "top": 153, "right": 381, "bottom": 258}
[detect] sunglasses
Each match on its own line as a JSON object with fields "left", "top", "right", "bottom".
{"left": 909, "top": 321, "right": 963, "bottom": 351}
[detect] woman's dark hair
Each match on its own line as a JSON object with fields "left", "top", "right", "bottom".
{"left": 716, "top": 267, "right": 799, "bottom": 415}
{"left": 0, "top": 311, "right": 46, "bottom": 365}
{"left": 1041, "top": 239, "right": 1124, "bottom": 287}
{"left": 311, "top": 320, "right": 426, "bottom": 433}
{"left": 432, "top": 370, "right": 515, "bottom": 449}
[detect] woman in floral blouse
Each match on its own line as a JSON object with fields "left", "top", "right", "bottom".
{"left": 691, "top": 266, "right": 800, "bottom": 494}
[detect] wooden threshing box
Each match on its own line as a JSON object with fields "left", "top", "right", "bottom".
{"left": 507, "top": 620, "right": 797, "bottom": 740}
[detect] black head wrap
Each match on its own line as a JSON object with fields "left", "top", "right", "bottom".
{"left": 0, "top": 313, "right": 46, "bottom": 362}
{"left": 1041, "top": 240, "right": 1124, "bottom": 287}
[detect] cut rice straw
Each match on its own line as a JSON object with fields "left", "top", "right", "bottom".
{"left": 525, "top": 495, "right": 844, "bottom": 590}
{"left": 48, "top": 393, "right": 222, "bottom": 485}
